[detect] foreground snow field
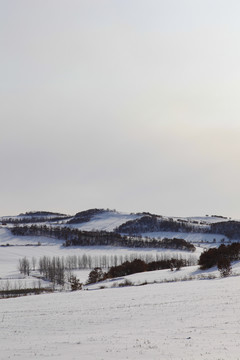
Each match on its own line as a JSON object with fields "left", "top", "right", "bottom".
{"left": 2, "top": 276, "right": 240, "bottom": 360}
{"left": 1, "top": 217, "right": 240, "bottom": 359}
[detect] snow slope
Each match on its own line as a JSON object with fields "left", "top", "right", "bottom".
{"left": 0, "top": 227, "right": 62, "bottom": 246}
{"left": 140, "top": 231, "right": 228, "bottom": 245}
{"left": 2, "top": 276, "right": 240, "bottom": 359}
{"left": 66, "top": 211, "right": 141, "bottom": 231}
{"left": 2, "top": 223, "right": 240, "bottom": 359}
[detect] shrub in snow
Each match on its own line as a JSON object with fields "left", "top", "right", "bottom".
{"left": 69, "top": 276, "right": 82, "bottom": 291}
{"left": 217, "top": 257, "right": 232, "bottom": 278}
{"left": 87, "top": 267, "right": 105, "bottom": 284}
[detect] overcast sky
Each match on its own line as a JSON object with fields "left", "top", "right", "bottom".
{"left": 1, "top": 0, "right": 240, "bottom": 217}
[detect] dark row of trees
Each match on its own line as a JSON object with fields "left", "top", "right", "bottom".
{"left": 50, "top": 252, "right": 196, "bottom": 270}
{"left": 86, "top": 257, "right": 188, "bottom": 284}
{"left": 11, "top": 225, "right": 195, "bottom": 251}
{"left": 106, "top": 258, "right": 186, "bottom": 278}
{"left": 115, "top": 215, "right": 205, "bottom": 234}
{"left": 210, "top": 221, "right": 240, "bottom": 239}
{"left": 116, "top": 216, "right": 240, "bottom": 241}
{"left": 19, "top": 252, "right": 196, "bottom": 277}
{"left": 3, "top": 215, "right": 69, "bottom": 224}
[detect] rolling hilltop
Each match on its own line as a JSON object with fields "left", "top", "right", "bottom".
{"left": 1, "top": 208, "right": 239, "bottom": 243}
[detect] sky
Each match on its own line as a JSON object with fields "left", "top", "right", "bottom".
{"left": 1, "top": 0, "right": 240, "bottom": 218}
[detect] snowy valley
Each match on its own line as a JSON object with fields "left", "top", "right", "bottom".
{"left": 1, "top": 209, "right": 240, "bottom": 359}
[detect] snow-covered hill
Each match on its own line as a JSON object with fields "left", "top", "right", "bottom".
{"left": 1, "top": 209, "right": 240, "bottom": 359}
{"left": 66, "top": 209, "right": 141, "bottom": 232}
{"left": 1, "top": 208, "right": 239, "bottom": 297}
{"left": 0, "top": 209, "right": 236, "bottom": 241}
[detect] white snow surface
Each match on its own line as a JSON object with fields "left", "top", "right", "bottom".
{"left": 2, "top": 226, "right": 240, "bottom": 358}
{"left": 66, "top": 211, "right": 141, "bottom": 231}
{"left": 0, "top": 226, "right": 200, "bottom": 284}
{"left": 2, "top": 276, "right": 240, "bottom": 359}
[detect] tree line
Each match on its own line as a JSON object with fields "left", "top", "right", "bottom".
{"left": 11, "top": 225, "right": 196, "bottom": 251}
{"left": 115, "top": 215, "right": 206, "bottom": 234}
{"left": 115, "top": 216, "right": 240, "bottom": 241}
{"left": 86, "top": 257, "right": 189, "bottom": 284}
{"left": 210, "top": 221, "right": 240, "bottom": 239}
{"left": 18, "top": 252, "right": 197, "bottom": 288}
{"left": 3, "top": 215, "right": 70, "bottom": 224}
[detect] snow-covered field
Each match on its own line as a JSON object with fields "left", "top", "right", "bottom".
{"left": 0, "top": 227, "right": 201, "bottom": 288}
{"left": 2, "top": 220, "right": 240, "bottom": 359}
{"left": 2, "top": 275, "right": 240, "bottom": 359}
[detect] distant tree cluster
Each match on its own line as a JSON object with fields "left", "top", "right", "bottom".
{"left": 210, "top": 221, "right": 240, "bottom": 239}
{"left": 107, "top": 257, "right": 187, "bottom": 279}
{"left": 67, "top": 208, "right": 106, "bottom": 224}
{"left": 86, "top": 257, "right": 188, "bottom": 284}
{"left": 198, "top": 243, "right": 240, "bottom": 272}
{"left": 18, "top": 257, "right": 31, "bottom": 276}
{"left": 60, "top": 252, "right": 196, "bottom": 270}
{"left": 11, "top": 225, "right": 196, "bottom": 251}
{"left": 3, "top": 215, "right": 70, "bottom": 224}
{"left": 17, "top": 255, "right": 85, "bottom": 291}
{"left": 17, "top": 252, "right": 196, "bottom": 289}
{"left": 18, "top": 255, "right": 75, "bottom": 286}
{"left": 210, "top": 215, "right": 228, "bottom": 219}
{"left": 115, "top": 215, "right": 202, "bottom": 234}
{"left": 20, "top": 253, "right": 196, "bottom": 274}
{"left": 39, "top": 256, "right": 65, "bottom": 285}
{"left": 22, "top": 211, "right": 67, "bottom": 217}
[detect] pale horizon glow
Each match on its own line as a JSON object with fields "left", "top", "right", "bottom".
{"left": 1, "top": 1, "right": 240, "bottom": 218}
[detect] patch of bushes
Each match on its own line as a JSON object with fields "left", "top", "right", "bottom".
{"left": 198, "top": 243, "right": 240, "bottom": 271}
{"left": 118, "top": 279, "right": 133, "bottom": 287}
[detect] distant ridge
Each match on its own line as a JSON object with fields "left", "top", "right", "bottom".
{"left": 68, "top": 208, "right": 114, "bottom": 224}
{"left": 20, "top": 211, "right": 67, "bottom": 217}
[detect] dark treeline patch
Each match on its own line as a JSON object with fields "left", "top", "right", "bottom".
{"left": 199, "top": 243, "right": 240, "bottom": 270}
{"left": 210, "top": 221, "right": 240, "bottom": 239}
{"left": 115, "top": 215, "right": 203, "bottom": 234}
{"left": 86, "top": 257, "right": 188, "bottom": 284}
{"left": 67, "top": 208, "right": 106, "bottom": 224}
{"left": 21, "top": 211, "right": 67, "bottom": 217}
{"left": 2, "top": 215, "right": 71, "bottom": 224}
{"left": 107, "top": 258, "right": 186, "bottom": 278}
{"left": 0, "top": 288, "right": 53, "bottom": 299}
{"left": 10, "top": 225, "right": 195, "bottom": 251}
